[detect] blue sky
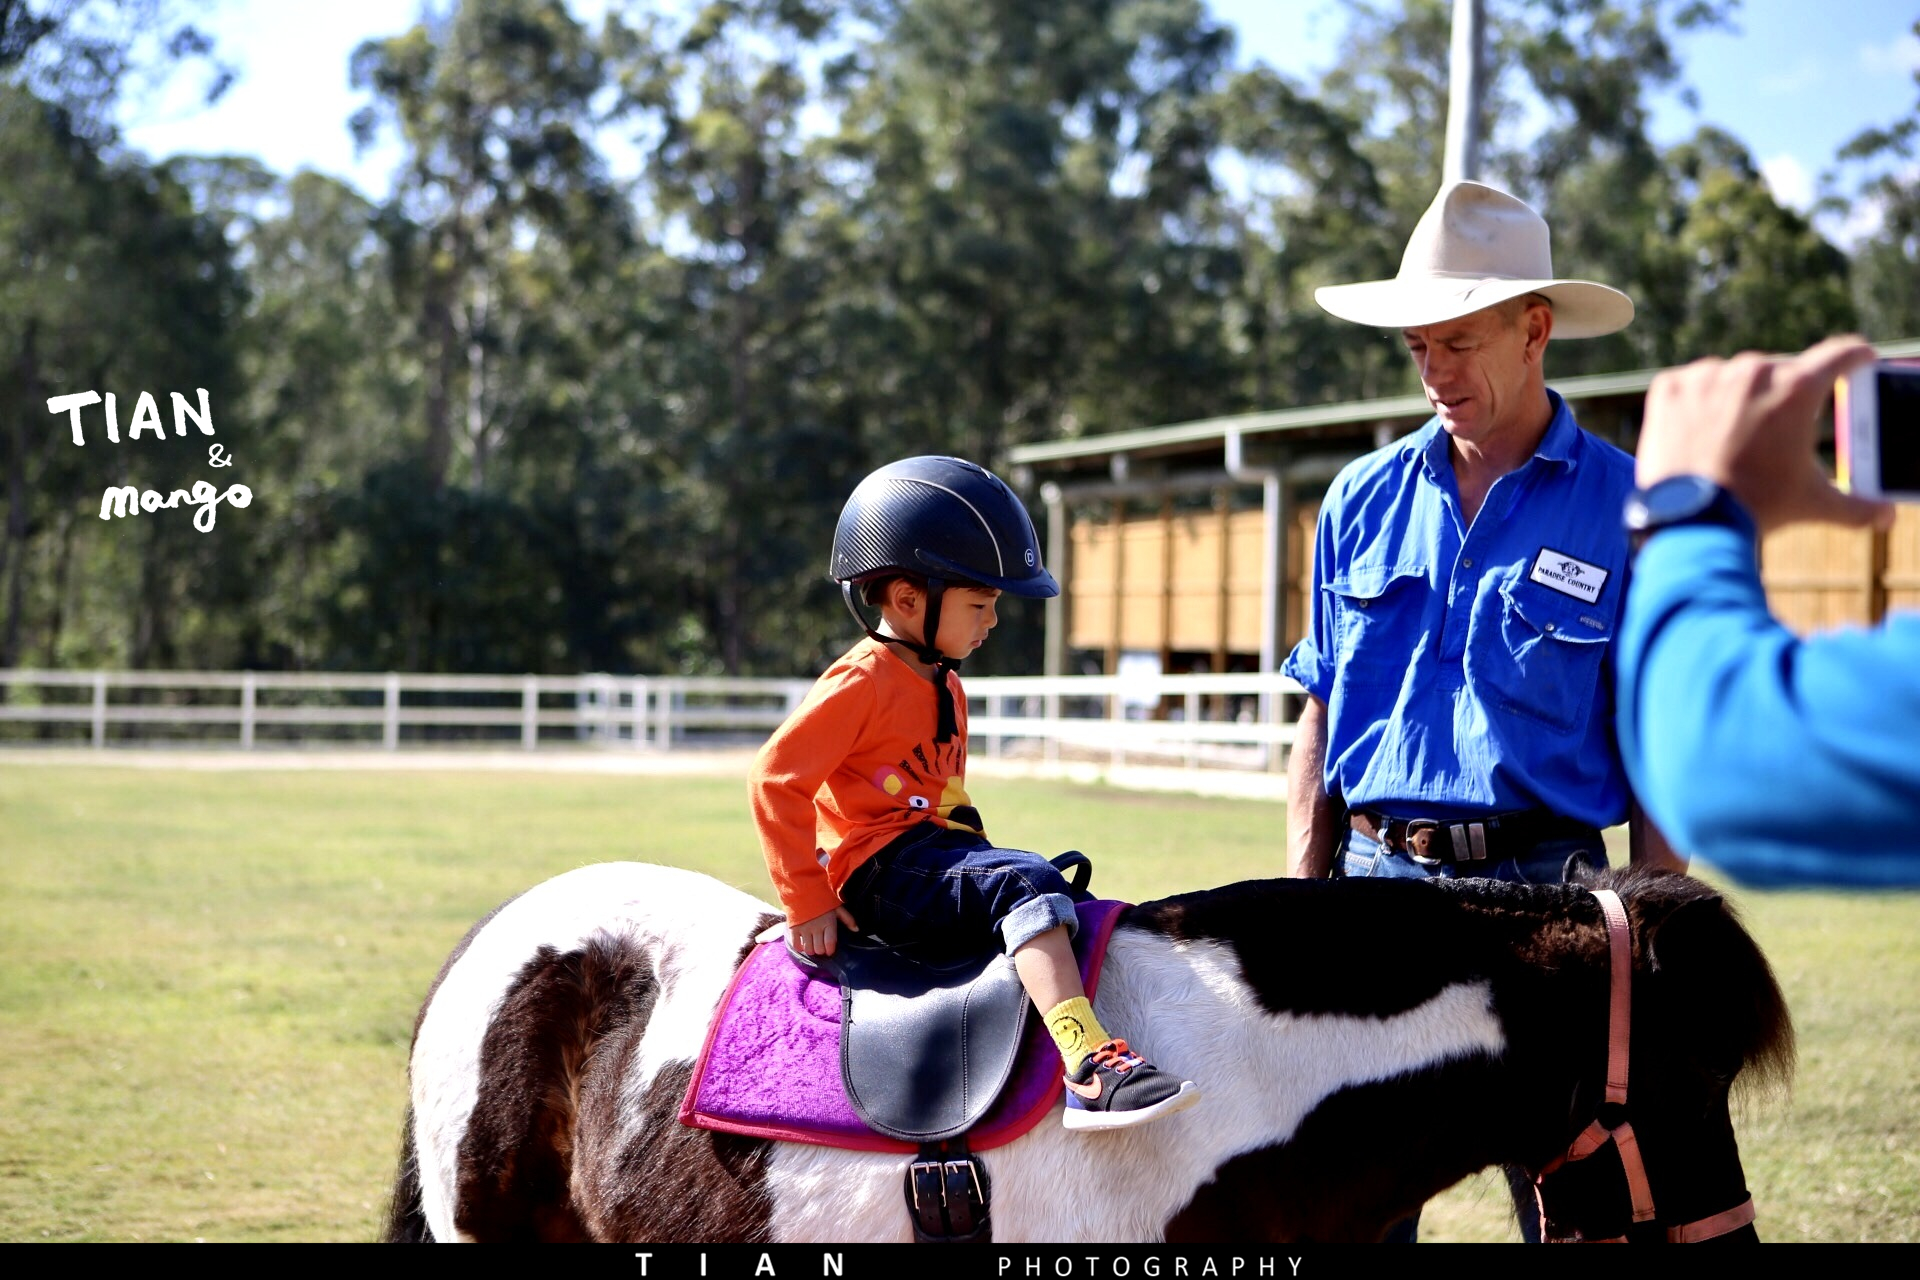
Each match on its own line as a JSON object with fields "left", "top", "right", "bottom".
{"left": 119, "top": 0, "right": 1920, "bottom": 238}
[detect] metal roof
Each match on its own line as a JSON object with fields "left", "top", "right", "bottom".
{"left": 1011, "top": 337, "right": 1920, "bottom": 468}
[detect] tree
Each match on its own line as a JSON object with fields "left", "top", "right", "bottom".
{"left": 0, "top": 83, "right": 242, "bottom": 670}
{"left": 1658, "top": 127, "right": 1853, "bottom": 360}
{"left": 1, "top": 0, "right": 233, "bottom": 146}
{"left": 351, "top": 0, "right": 614, "bottom": 493}
{"left": 1822, "top": 17, "right": 1920, "bottom": 343}
{"left": 820, "top": 0, "right": 1243, "bottom": 462}
{"left": 595, "top": 0, "right": 846, "bottom": 674}
{"left": 1213, "top": 62, "right": 1403, "bottom": 405}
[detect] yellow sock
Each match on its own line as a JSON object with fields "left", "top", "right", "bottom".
{"left": 1044, "top": 996, "right": 1110, "bottom": 1072}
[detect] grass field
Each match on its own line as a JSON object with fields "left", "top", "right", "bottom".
{"left": 1, "top": 757, "right": 1915, "bottom": 1243}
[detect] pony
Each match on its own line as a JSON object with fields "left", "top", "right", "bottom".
{"left": 382, "top": 860, "right": 1792, "bottom": 1243}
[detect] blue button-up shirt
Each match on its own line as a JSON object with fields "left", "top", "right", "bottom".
{"left": 1282, "top": 391, "right": 1636, "bottom": 828}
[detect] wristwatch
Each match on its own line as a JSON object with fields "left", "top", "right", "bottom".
{"left": 1622, "top": 475, "right": 1756, "bottom": 553}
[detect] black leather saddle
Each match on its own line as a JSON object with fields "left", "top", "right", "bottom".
{"left": 786, "top": 850, "right": 1093, "bottom": 1243}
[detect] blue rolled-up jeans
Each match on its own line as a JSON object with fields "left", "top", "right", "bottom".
{"left": 1340, "top": 822, "right": 1609, "bottom": 1243}
{"left": 839, "top": 825, "right": 1080, "bottom": 955}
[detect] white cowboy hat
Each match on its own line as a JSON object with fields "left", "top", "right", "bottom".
{"left": 1313, "top": 180, "right": 1634, "bottom": 338}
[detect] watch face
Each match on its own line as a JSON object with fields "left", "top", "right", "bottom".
{"left": 1629, "top": 475, "right": 1718, "bottom": 530}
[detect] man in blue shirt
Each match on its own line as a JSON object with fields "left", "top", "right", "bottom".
{"left": 1286, "top": 180, "right": 1676, "bottom": 888}
{"left": 1283, "top": 180, "right": 1677, "bottom": 1243}
{"left": 1618, "top": 335, "right": 1920, "bottom": 886}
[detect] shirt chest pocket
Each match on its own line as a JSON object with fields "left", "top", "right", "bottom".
{"left": 1474, "top": 579, "right": 1614, "bottom": 733}
{"left": 1324, "top": 564, "right": 1429, "bottom": 689}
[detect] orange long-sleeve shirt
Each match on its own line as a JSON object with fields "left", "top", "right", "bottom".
{"left": 749, "top": 638, "right": 984, "bottom": 924}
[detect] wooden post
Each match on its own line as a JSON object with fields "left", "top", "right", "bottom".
{"left": 1042, "top": 484, "right": 1069, "bottom": 680}
{"left": 1260, "top": 474, "right": 1283, "bottom": 770}
{"left": 1106, "top": 498, "right": 1125, "bottom": 683}
{"left": 1870, "top": 528, "right": 1889, "bottom": 625}
{"left": 1212, "top": 489, "right": 1230, "bottom": 721}
{"left": 1158, "top": 495, "right": 1174, "bottom": 719}
{"left": 522, "top": 676, "right": 539, "bottom": 749}
{"left": 1042, "top": 489, "right": 1067, "bottom": 763}
{"left": 1274, "top": 480, "right": 1291, "bottom": 670}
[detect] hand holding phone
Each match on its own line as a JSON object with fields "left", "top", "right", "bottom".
{"left": 1636, "top": 336, "right": 1894, "bottom": 535}
{"left": 1836, "top": 360, "right": 1920, "bottom": 501}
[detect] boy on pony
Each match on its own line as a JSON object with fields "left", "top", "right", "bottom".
{"left": 749, "top": 456, "right": 1201, "bottom": 1131}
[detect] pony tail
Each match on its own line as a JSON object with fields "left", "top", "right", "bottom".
{"left": 382, "top": 1105, "right": 433, "bottom": 1242}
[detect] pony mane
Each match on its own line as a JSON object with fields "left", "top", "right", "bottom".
{"left": 1127, "top": 867, "right": 1795, "bottom": 1095}
{"left": 1582, "top": 866, "right": 1796, "bottom": 1095}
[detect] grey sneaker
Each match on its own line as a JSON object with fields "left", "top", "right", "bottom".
{"left": 1062, "top": 1039, "right": 1200, "bottom": 1131}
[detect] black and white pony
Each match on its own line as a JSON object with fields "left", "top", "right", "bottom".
{"left": 383, "top": 861, "right": 1792, "bottom": 1243}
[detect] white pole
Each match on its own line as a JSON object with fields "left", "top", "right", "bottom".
{"left": 92, "top": 671, "right": 107, "bottom": 748}
{"left": 241, "top": 671, "right": 256, "bottom": 749}
{"left": 383, "top": 672, "right": 400, "bottom": 750}
{"left": 1443, "top": 0, "right": 1485, "bottom": 186}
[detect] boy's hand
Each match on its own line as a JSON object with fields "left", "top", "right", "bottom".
{"left": 790, "top": 905, "right": 859, "bottom": 957}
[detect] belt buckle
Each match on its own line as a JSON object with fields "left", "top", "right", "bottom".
{"left": 1403, "top": 818, "right": 1443, "bottom": 867}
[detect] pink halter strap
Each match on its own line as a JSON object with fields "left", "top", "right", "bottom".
{"left": 1535, "top": 887, "right": 1756, "bottom": 1243}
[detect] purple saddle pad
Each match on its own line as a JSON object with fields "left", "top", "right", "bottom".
{"left": 679, "top": 898, "right": 1127, "bottom": 1153}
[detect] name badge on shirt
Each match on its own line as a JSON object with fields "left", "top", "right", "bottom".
{"left": 1529, "top": 547, "right": 1609, "bottom": 604}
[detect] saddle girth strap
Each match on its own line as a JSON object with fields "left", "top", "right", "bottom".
{"left": 904, "top": 1139, "right": 991, "bottom": 1243}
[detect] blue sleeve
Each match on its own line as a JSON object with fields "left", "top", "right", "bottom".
{"left": 1280, "top": 496, "right": 1340, "bottom": 702}
{"left": 1616, "top": 523, "right": 1920, "bottom": 887}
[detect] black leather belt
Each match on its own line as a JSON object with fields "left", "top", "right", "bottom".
{"left": 1349, "top": 808, "right": 1596, "bottom": 867}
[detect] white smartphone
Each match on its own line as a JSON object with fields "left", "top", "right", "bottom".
{"left": 1836, "top": 360, "right": 1920, "bottom": 501}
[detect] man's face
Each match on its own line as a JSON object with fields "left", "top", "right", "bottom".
{"left": 1400, "top": 302, "right": 1543, "bottom": 447}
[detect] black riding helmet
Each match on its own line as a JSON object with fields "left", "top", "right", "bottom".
{"left": 831, "top": 456, "right": 1058, "bottom": 741}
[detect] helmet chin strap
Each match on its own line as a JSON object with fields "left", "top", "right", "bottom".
{"left": 840, "top": 579, "right": 963, "bottom": 743}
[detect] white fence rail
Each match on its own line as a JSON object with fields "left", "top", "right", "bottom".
{"left": 965, "top": 672, "right": 1303, "bottom": 773}
{"left": 0, "top": 668, "right": 1306, "bottom": 776}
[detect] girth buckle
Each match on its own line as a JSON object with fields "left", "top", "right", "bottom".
{"left": 904, "top": 1145, "right": 991, "bottom": 1243}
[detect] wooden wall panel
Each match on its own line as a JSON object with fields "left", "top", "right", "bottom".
{"left": 1167, "top": 509, "right": 1222, "bottom": 652}
{"left": 1885, "top": 504, "right": 1920, "bottom": 616}
{"left": 1224, "top": 510, "right": 1266, "bottom": 654}
{"left": 1067, "top": 520, "right": 1117, "bottom": 652}
{"left": 1118, "top": 518, "right": 1165, "bottom": 650}
{"left": 1761, "top": 523, "right": 1876, "bottom": 635}
{"left": 1287, "top": 503, "right": 1320, "bottom": 653}
{"left": 1067, "top": 506, "right": 1272, "bottom": 660}
{"left": 1078, "top": 495, "right": 1915, "bottom": 660}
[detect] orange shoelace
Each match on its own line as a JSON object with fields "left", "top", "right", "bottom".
{"left": 1089, "top": 1039, "right": 1145, "bottom": 1073}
